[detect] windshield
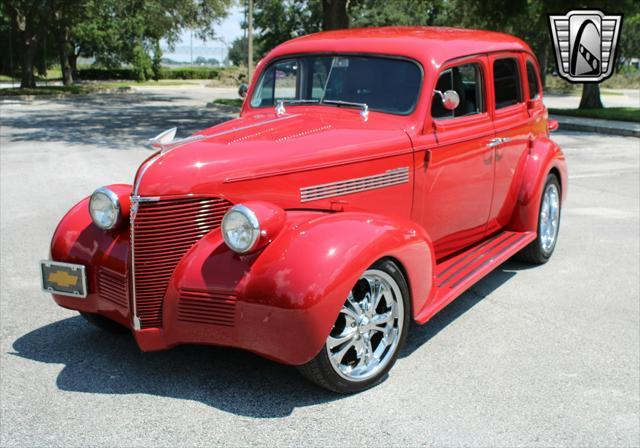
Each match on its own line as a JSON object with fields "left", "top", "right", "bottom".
{"left": 250, "top": 55, "right": 422, "bottom": 115}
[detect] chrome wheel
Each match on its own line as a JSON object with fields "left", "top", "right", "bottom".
{"left": 540, "top": 182, "right": 560, "bottom": 253}
{"left": 326, "top": 269, "right": 404, "bottom": 382}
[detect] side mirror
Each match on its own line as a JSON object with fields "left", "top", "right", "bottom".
{"left": 238, "top": 82, "right": 248, "bottom": 98}
{"left": 434, "top": 89, "right": 460, "bottom": 111}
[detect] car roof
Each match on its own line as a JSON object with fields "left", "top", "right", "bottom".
{"left": 265, "top": 26, "right": 534, "bottom": 70}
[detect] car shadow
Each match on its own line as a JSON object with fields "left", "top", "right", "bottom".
{"left": 11, "top": 260, "right": 531, "bottom": 416}
{"left": 2, "top": 93, "right": 237, "bottom": 149}
{"left": 401, "top": 260, "right": 534, "bottom": 356}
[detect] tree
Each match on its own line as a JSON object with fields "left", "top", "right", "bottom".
{"left": 0, "top": 0, "right": 56, "bottom": 87}
{"left": 228, "top": 35, "right": 261, "bottom": 66}
{"left": 618, "top": 12, "right": 640, "bottom": 68}
{"left": 321, "top": 0, "right": 348, "bottom": 30}
{"left": 253, "top": 0, "right": 321, "bottom": 57}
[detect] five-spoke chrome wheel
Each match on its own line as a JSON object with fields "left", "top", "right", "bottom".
{"left": 539, "top": 182, "right": 560, "bottom": 254}
{"left": 326, "top": 269, "right": 404, "bottom": 382}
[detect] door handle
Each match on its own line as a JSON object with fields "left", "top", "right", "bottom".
{"left": 487, "top": 137, "right": 511, "bottom": 148}
{"left": 487, "top": 138, "right": 502, "bottom": 148}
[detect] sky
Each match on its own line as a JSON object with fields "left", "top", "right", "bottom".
{"left": 161, "top": 5, "right": 244, "bottom": 63}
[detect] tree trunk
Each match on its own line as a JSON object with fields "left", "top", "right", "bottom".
{"left": 9, "top": 7, "right": 38, "bottom": 88}
{"left": 579, "top": 83, "right": 603, "bottom": 109}
{"left": 20, "top": 33, "right": 38, "bottom": 88}
{"left": 68, "top": 51, "right": 79, "bottom": 81}
{"left": 58, "top": 25, "right": 73, "bottom": 85}
{"left": 321, "top": 0, "right": 349, "bottom": 30}
{"left": 537, "top": 39, "right": 548, "bottom": 88}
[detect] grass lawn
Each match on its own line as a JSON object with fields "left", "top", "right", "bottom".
{"left": 0, "top": 84, "right": 130, "bottom": 96}
{"left": 548, "top": 107, "right": 640, "bottom": 123}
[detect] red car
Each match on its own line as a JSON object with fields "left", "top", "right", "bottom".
{"left": 41, "top": 27, "right": 567, "bottom": 393}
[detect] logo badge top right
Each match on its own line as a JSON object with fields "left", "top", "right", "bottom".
{"left": 549, "top": 10, "right": 622, "bottom": 83}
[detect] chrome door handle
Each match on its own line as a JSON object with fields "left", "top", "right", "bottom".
{"left": 487, "top": 138, "right": 502, "bottom": 148}
{"left": 500, "top": 137, "right": 512, "bottom": 144}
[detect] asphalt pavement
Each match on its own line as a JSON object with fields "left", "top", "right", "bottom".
{"left": 1, "top": 90, "right": 639, "bottom": 447}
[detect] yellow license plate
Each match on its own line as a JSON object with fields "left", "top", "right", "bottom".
{"left": 40, "top": 261, "right": 87, "bottom": 298}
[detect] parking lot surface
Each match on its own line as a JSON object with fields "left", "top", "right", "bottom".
{"left": 1, "top": 91, "right": 639, "bottom": 447}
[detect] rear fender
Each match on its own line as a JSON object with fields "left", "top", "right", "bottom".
{"left": 167, "top": 210, "right": 435, "bottom": 364}
{"left": 507, "top": 136, "right": 567, "bottom": 232}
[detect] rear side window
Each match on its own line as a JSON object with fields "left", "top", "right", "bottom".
{"left": 431, "top": 63, "right": 484, "bottom": 120}
{"left": 526, "top": 60, "right": 540, "bottom": 100}
{"left": 493, "top": 58, "right": 522, "bottom": 109}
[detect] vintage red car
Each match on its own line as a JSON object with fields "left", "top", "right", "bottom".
{"left": 41, "top": 27, "right": 567, "bottom": 393}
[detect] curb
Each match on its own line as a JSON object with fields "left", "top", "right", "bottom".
{"left": 551, "top": 115, "right": 640, "bottom": 138}
{"left": 0, "top": 87, "right": 132, "bottom": 101}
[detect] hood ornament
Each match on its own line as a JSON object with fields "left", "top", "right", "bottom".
{"left": 275, "top": 100, "right": 286, "bottom": 116}
{"left": 148, "top": 127, "right": 206, "bottom": 153}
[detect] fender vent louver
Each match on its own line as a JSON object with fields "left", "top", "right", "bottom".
{"left": 98, "top": 267, "right": 129, "bottom": 309}
{"left": 177, "top": 288, "right": 237, "bottom": 327}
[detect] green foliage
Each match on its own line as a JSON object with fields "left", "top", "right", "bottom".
{"left": 228, "top": 35, "right": 262, "bottom": 66}
{"left": 77, "top": 66, "right": 222, "bottom": 80}
{"left": 0, "top": 0, "right": 232, "bottom": 85}
{"left": 253, "top": 0, "right": 322, "bottom": 58}
{"left": 548, "top": 107, "right": 640, "bottom": 122}
{"left": 351, "top": 0, "right": 442, "bottom": 27}
{"left": 619, "top": 12, "right": 640, "bottom": 65}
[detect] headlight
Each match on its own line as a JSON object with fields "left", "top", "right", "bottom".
{"left": 221, "top": 205, "right": 260, "bottom": 254}
{"left": 89, "top": 187, "right": 122, "bottom": 230}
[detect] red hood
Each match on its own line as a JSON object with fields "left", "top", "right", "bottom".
{"left": 135, "top": 108, "right": 413, "bottom": 198}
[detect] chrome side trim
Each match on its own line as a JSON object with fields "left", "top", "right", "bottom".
{"left": 300, "top": 167, "right": 409, "bottom": 203}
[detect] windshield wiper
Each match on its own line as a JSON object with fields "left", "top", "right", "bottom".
{"left": 321, "top": 99, "right": 369, "bottom": 120}
{"left": 280, "top": 99, "right": 320, "bottom": 104}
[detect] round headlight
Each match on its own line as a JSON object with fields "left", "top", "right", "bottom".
{"left": 221, "top": 205, "right": 260, "bottom": 254}
{"left": 89, "top": 187, "right": 121, "bottom": 230}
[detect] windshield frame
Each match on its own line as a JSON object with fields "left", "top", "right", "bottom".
{"left": 248, "top": 52, "right": 425, "bottom": 117}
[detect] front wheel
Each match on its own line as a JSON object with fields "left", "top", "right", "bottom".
{"left": 298, "top": 259, "right": 410, "bottom": 393}
{"left": 516, "top": 173, "right": 561, "bottom": 264}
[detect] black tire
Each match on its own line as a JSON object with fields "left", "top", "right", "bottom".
{"left": 80, "top": 312, "right": 130, "bottom": 334}
{"left": 515, "top": 173, "right": 561, "bottom": 264}
{"left": 297, "top": 259, "right": 411, "bottom": 394}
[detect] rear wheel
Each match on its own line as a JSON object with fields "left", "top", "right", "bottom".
{"left": 80, "top": 312, "right": 130, "bottom": 334}
{"left": 298, "top": 259, "right": 410, "bottom": 393}
{"left": 516, "top": 173, "right": 561, "bottom": 264}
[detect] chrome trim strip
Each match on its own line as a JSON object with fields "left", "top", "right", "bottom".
{"left": 300, "top": 167, "right": 409, "bottom": 202}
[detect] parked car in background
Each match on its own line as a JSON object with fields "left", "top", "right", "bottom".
{"left": 41, "top": 27, "right": 566, "bottom": 393}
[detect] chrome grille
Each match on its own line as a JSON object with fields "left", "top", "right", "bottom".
{"left": 131, "top": 196, "right": 232, "bottom": 329}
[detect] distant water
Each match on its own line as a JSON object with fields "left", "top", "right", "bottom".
{"left": 162, "top": 45, "right": 229, "bottom": 64}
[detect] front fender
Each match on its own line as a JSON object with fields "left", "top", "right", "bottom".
{"left": 508, "top": 136, "right": 568, "bottom": 232}
{"left": 165, "top": 210, "right": 434, "bottom": 364}
{"left": 48, "top": 184, "right": 132, "bottom": 327}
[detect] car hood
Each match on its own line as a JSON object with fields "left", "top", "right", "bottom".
{"left": 134, "top": 108, "right": 413, "bottom": 197}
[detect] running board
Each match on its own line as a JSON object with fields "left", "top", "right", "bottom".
{"left": 415, "top": 230, "right": 536, "bottom": 324}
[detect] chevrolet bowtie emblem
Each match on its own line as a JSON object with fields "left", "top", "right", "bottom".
{"left": 48, "top": 270, "right": 79, "bottom": 288}
{"left": 548, "top": 10, "right": 622, "bottom": 83}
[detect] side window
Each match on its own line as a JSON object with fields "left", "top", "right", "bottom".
{"left": 493, "top": 58, "right": 522, "bottom": 109}
{"left": 250, "top": 59, "right": 299, "bottom": 107}
{"left": 431, "top": 63, "right": 484, "bottom": 120}
{"left": 526, "top": 60, "right": 540, "bottom": 100}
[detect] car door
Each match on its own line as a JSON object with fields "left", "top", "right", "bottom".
{"left": 413, "top": 56, "right": 496, "bottom": 260}
{"left": 484, "top": 53, "right": 531, "bottom": 235}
